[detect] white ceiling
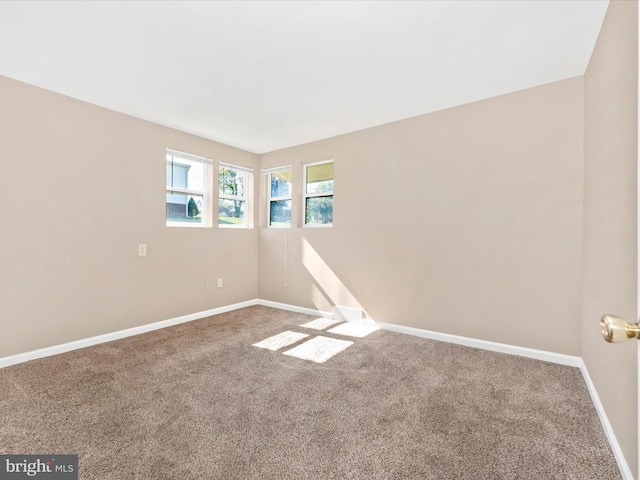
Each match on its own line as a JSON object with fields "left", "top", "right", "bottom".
{"left": 0, "top": 1, "right": 609, "bottom": 154}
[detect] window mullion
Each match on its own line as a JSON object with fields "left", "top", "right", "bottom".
{"left": 166, "top": 187, "right": 205, "bottom": 196}
{"left": 305, "top": 191, "right": 332, "bottom": 199}
{"left": 166, "top": 148, "right": 210, "bottom": 227}
{"left": 218, "top": 163, "right": 252, "bottom": 228}
{"left": 220, "top": 194, "right": 245, "bottom": 201}
{"left": 303, "top": 159, "right": 334, "bottom": 227}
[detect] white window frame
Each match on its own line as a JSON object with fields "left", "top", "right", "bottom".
{"left": 303, "top": 159, "right": 334, "bottom": 228}
{"left": 218, "top": 162, "right": 253, "bottom": 229}
{"left": 166, "top": 148, "right": 212, "bottom": 228}
{"left": 263, "top": 165, "right": 292, "bottom": 228}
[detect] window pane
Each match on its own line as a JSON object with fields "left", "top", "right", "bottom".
{"left": 270, "top": 171, "right": 291, "bottom": 198}
{"left": 306, "top": 163, "right": 333, "bottom": 194}
{"left": 166, "top": 156, "right": 205, "bottom": 191}
{"left": 219, "top": 199, "right": 245, "bottom": 225}
{"left": 305, "top": 196, "right": 333, "bottom": 225}
{"left": 219, "top": 167, "right": 245, "bottom": 197}
{"left": 270, "top": 200, "right": 291, "bottom": 226}
{"left": 166, "top": 193, "right": 204, "bottom": 224}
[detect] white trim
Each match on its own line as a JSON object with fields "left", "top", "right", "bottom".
{"left": 0, "top": 300, "right": 258, "bottom": 369}
{"left": 302, "top": 222, "right": 333, "bottom": 228}
{"left": 303, "top": 158, "right": 334, "bottom": 168}
{"left": 267, "top": 222, "right": 292, "bottom": 229}
{"left": 253, "top": 300, "right": 593, "bottom": 365}
{"left": 256, "top": 299, "right": 332, "bottom": 319}
{"left": 165, "top": 186, "right": 205, "bottom": 196}
{"left": 165, "top": 221, "right": 205, "bottom": 228}
{"left": 579, "top": 359, "right": 634, "bottom": 480}
{"left": 166, "top": 148, "right": 212, "bottom": 165}
{"left": 219, "top": 161, "right": 253, "bottom": 173}
{"left": 0, "top": 299, "right": 585, "bottom": 370}
{"left": 0, "top": 299, "right": 331, "bottom": 370}
{"left": 261, "top": 165, "right": 292, "bottom": 175}
{"left": 375, "top": 321, "right": 582, "bottom": 367}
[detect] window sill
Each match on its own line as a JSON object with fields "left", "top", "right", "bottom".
{"left": 166, "top": 222, "right": 206, "bottom": 228}
{"left": 303, "top": 223, "right": 333, "bottom": 228}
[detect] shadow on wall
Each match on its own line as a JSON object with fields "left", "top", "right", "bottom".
{"left": 301, "top": 237, "right": 371, "bottom": 318}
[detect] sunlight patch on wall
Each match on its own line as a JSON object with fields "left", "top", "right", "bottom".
{"left": 302, "top": 238, "right": 369, "bottom": 317}
{"left": 310, "top": 282, "right": 332, "bottom": 313}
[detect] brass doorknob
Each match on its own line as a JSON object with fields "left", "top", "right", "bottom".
{"left": 601, "top": 314, "right": 640, "bottom": 343}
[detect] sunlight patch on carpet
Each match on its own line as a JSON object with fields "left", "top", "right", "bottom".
{"left": 299, "top": 318, "right": 342, "bottom": 330}
{"left": 327, "top": 323, "right": 380, "bottom": 338}
{"left": 283, "top": 336, "right": 353, "bottom": 363}
{"left": 253, "top": 331, "right": 309, "bottom": 351}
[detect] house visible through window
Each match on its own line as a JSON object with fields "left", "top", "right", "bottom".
{"left": 219, "top": 162, "right": 252, "bottom": 227}
{"left": 304, "top": 160, "right": 333, "bottom": 226}
{"left": 264, "top": 165, "right": 292, "bottom": 228}
{"left": 166, "top": 149, "right": 211, "bottom": 227}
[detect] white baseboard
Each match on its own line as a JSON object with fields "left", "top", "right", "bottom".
{"left": 578, "top": 360, "right": 634, "bottom": 480}
{"left": 376, "top": 321, "right": 582, "bottom": 367}
{"left": 256, "top": 299, "right": 332, "bottom": 319}
{"left": 0, "top": 299, "right": 258, "bottom": 369}
{"left": 0, "top": 299, "right": 578, "bottom": 369}
{"left": 257, "top": 300, "right": 581, "bottom": 366}
{"left": 0, "top": 298, "right": 633, "bottom": 479}
{"left": 0, "top": 299, "right": 326, "bottom": 369}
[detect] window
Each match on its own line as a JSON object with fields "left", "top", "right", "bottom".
{"left": 166, "top": 149, "right": 211, "bottom": 227}
{"left": 264, "top": 165, "right": 292, "bottom": 228}
{"left": 304, "top": 160, "right": 333, "bottom": 226}
{"left": 219, "top": 162, "right": 252, "bottom": 227}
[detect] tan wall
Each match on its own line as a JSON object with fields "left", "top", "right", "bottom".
{"left": 0, "top": 5, "right": 636, "bottom": 474}
{"left": 583, "top": 0, "right": 638, "bottom": 476}
{"left": 259, "top": 76, "right": 585, "bottom": 355}
{"left": 0, "top": 75, "right": 259, "bottom": 357}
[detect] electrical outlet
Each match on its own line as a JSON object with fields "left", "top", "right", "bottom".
{"left": 138, "top": 244, "right": 147, "bottom": 256}
{"left": 217, "top": 278, "right": 223, "bottom": 288}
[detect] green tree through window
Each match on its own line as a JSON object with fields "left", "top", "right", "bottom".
{"left": 219, "top": 164, "right": 250, "bottom": 227}
{"left": 304, "top": 161, "right": 333, "bottom": 226}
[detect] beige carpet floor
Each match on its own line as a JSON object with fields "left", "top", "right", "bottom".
{"left": 0, "top": 306, "right": 622, "bottom": 479}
